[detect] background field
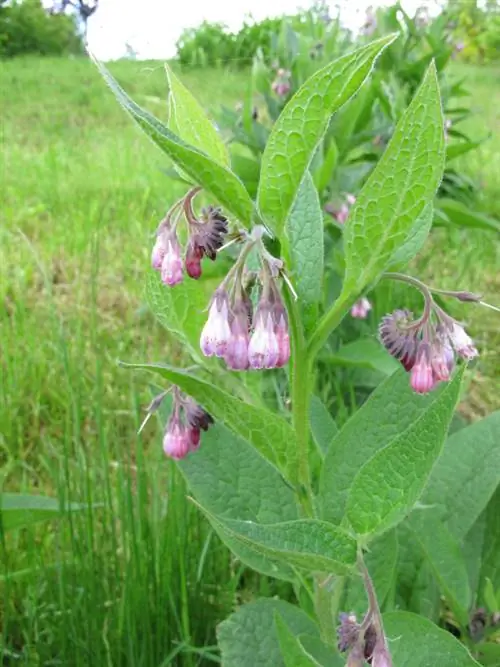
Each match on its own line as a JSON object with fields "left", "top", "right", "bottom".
{"left": 1, "top": 57, "right": 499, "bottom": 664}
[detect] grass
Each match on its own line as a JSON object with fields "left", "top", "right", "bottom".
{"left": 1, "top": 56, "right": 499, "bottom": 664}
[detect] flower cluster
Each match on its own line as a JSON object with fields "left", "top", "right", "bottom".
{"left": 351, "top": 296, "right": 372, "bottom": 320}
{"left": 200, "top": 229, "right": 291, "bottom": 371}
{"left": 151, "top": 187, "right": 228, "bottom": 286}
{"left": 338, "top": 612, "right": 391, "bottom": 667}
{"left": 271, "top": 68, "right": 291, "bottom": 98}
{"left": 325, "top": 192, "right": 356, "bottom": 225}
{"left": 379, "top": 286, "right": 479, "bottom": 394}
{"left": 162, "top": 388, "right": 214, "bottom": 460}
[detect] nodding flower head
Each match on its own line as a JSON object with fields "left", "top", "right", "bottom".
{"left": 185, "top": 239, "right": 204, "bottom": 279}
{"left": 248, "top": 305, "right": 279, "bottom": 370}
{"left": 200, "top": 290, "right": 231, "bottom": 358}
{"left": 225, "top": 302, "right": 250, "bottom": 370}
{"left": 379, "top": 275, "right": 481, "bottom": 393}
{"left": 159, "top": 388, "right": 214, "bottom": 460}
{"left": 190, "top": 206, "right": 228, "bottom": 261}
{"left": 351, "top": 297, "right": 372, "bottom": 320}
{"left": 271, "top": 298, "right": 290, "bottom": 368}
{"left": 161, "top": 235, "right": 183, "bottom": 286}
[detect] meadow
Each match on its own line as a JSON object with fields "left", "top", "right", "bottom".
{"left": 1, "top": 56, "right": 499, "bottom": 664}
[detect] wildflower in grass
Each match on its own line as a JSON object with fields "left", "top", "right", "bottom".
{"left": 351, "top": 297, "right": 372, "bottom": 319}
{"left": 199, "top": 226, "right": 291, "bottom": 371}
{"left": 271, "top": 68, "right": 291, "bottom": 97}
{"left": 151, "top": 187, "right": 228, "bottom": 285}
{"left": 325, "top": 193, "right": 356, "bottom": 225}
{"left": 379, "top": 274, "right": 480, "bottom": 393}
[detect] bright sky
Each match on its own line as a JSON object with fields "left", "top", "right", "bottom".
{"left": 85, "top": 0, "right": 442, "bottom": 60}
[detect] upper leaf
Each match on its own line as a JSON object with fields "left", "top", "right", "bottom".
{"left": 275, "top": 615, "right": 322, "bottom": 667}
{"left": 341, "top": 62, "right": 445, "bottom": 299}
{"left": 122, "top": 363, "right": 298, "bottom": 480}
{"left": 91, "top": 56, "right": 255, "bottom": 224}
{"left": 384, "top": 611, "right": 481, "bottom": 666}
{"left": 257, "top": 34, "right": 398, "bottom": 235}
{"left": 165, "top": 63, "right": 229, "bottom": 166}
{"left": 345, "top": 368, "right": 464, "bottom": 538}
{"left": 320, "top": 370, "right": 449, "bottom": 525}
{"left": 286, "top": 172, "right": 324, "bottom": 333}
{"left": 218, "top": 599, "right": 319, "bottom": 667}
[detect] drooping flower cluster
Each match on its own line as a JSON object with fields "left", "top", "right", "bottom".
{"left": 379, "top": 282, "right": 479, "bottom": 394}
{"left": 151, "top": 187, "right": 228, "bottom": 286}
{"left": 162, "top": 388, "right": 214, "bottom": 460}
{"left": 325, "top": 193, "right": 356, "bottom": 225}
{"left": 338, "top": 612, "right": 391, "bottom": 667}
{"left": 351, "top": 296, "right": 372, "bottom": 320}
{"left": 200, "top": 228, "right": 291, "bottom": 371}
{"left": 271, "top": 68, "right": 291, "bottom": 98}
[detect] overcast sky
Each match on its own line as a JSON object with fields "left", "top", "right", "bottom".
{"left": 84, "top": 0, "right": 442, "bottom": 60}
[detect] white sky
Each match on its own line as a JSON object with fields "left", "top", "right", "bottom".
{"left": 85, "top": 0, "right": 442, "bottom": 60}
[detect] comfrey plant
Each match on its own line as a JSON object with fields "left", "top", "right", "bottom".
{"left": 93, "top": 35, "right": 500, "bottom": 667}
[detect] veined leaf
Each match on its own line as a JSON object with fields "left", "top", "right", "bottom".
{"left": 275, "top": 615, "right": 322, "bottom": 667}
{"left": 91, "top": 56, "right": 255, "bottom": 224}
{"left": 342, "top": 62, "right": 445, "bottom": 299}
{"left": 257, "top": 34, "right": 398, "bottom": 235}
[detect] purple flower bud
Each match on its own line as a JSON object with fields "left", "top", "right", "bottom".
{"left": 151, "top": 234, "right": 167, "bottom": 269}
{"left": 163, "top": 421, "right": 190, "bottom": 460}
{"left": 248, "top": 309, "right": 279, "bottom": 369}
{"left": 336, "top": 203, "right": 349, "bottom": 224}
{"left": 351, "top": 297, "right": 372, "bottom": 319}
{"left": 190, "top": 206, "right": 228, "bottom": 261}
{"left": 379, "top": 309, "right": 418, "bottom": 371}
{"left": 185, "top": 240, "right": 203, "bottom": 279}
{"left": 160, "top": 238, "right": 183, "bottom": 286}
{"left": 337, "top": 613, "right": 360, "bottom": 653}
{"left": 200, "top": 291, "right": 231, "bottom": 357}
{"left": 431, "top": 338, "right": 455, "bottom": 382}
{"left": 275, "top": 313, "right": 290, "bottom": 367}
{"left": 448, "top": 322, "right": 478, "bottom": 360}
{"left": 371, "top": 640, "right": 393, "bottom": 667}
{"left": 184, "top": 398, "right": 214, "bottom": 431}
{"left": 411, "top": 345, "right": 437, "bottom": 394}
{"left": 225, "top": 305, "right": 250, "bottom": 370}
{"left": 187, "top": 426, "right": 201, "bottom": 450}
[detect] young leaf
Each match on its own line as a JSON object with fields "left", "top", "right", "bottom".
{"left": 165, "top": 63, "right": 229, "bottom": 166}
{"left": 198, "top": 510, "right": 357, "bottom": 574}
{"left": 257, "top": 34, "right": 398, "bottom": 235}
{"left": 345, "top": 367, "right": 464, "bottom": 538}
{"left": 286, "top": 172, "right": 324, "bottom": 333}
{"left": 407, "top": 512, "right": 471, "bottom": 627}
{"left": 341, "top": 62, "right": 445, "bottom": 300}
{"left": 421, "top": 411, "right": 500, "bottom": 540}
{"left": 384, "top": 611, "right": 481, "bottom": 666}
{"left": 179, "top": 423, "right": 298, "bottom": 581}
{"left": 218, "top": 599, "right": 319, "bottom": 667}
{"left": 91, "top": 56, "right": 255, "bottom": 224}
{"left": 122, "top": 363, "right": 298, "bottom": 480}
{"left": 310, "top": 395, "right": 338, "bottom": 456}
{"left": 320, "top": 370, "right": 449, "bottom": 525}
{"left": 0, "top": 494, "right": 97, "bottom": 532}
{"left": 275, "top": 615, "right": 322, "bottom": 667}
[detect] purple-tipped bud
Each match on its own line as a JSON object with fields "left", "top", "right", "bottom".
{"left": 431, "top": 338, "right": 455, "bottom": 382}
{"left": 248, "top": 309, "right": 279, "bottom": 370}
{"left": 337, "top": 613, "right": 360, "bottom": 653}
{"left": 200, "top": 291, "right": 231, "bottom": 358}
{"left": 184, "top": 398, "right": 214, "bottom": 431}
{"left": 163, "top": 421, "right": 190, "bottom": 460}
{"left": 351, "top": 297, "right": 372, "bottom": 319}
{"left": 379, "top": 309, "right": 418, "bottom": 371}
{"left": 275, "top": 313, "right": 290, "bottom": 367}
{"left": 225, "top": 306, "right": 250, "bottom": 370}
{"left": 187, "top": 426, "right": 201, "bottom": 450}
{"left": 411, "top": 345, "right": 437, "bottom": 394}
{"left": 151, "top": 234, "right": 167, "bottom": 269}
{"left": 161, "top": 238, "right": 183, "bottom": 286}
{"left": 272, "top": 81, "right": 291, "bottom": 97}
{"left": 448, "top": 322, "right": 478, "bottom": 360}
{"left": 185, "top": 241, "right": 203, "bottom": 279}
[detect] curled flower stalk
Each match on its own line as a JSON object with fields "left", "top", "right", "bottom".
{"left": 379, "top": 272, "right": 480, "bottom": 393}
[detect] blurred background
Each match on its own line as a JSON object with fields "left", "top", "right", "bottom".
{"left": 1, "top": 0, "right": 499, "bottom": 664}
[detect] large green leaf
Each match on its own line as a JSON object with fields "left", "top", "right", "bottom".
{"left": 342, "top": 62, "right": 445, "bottom": 299}
{"left": 320, "top": 370, "right": 451, "bottom": 525}
{"left": 123, "top": 363, "right": 298, "bottom": 479}
{"left": 91, "top": 56, "right": 255, "bottom": 224}
{"left": 421, "top": 411, "right": 500, "bottom": 540}
{"left": 384, "top": 611, "right": 481, "bottom": 666}
{"left": 407, "top": 512, "right": 470, "bottom": 627}
{"left": 345, "top": 368, "right": 463, "bottom": 538}
{"left": 165, "top": 63, "right": 229, "bottom": 166}
{"left": 275, "top": 615, "right": 322, "bottom": 667}
{"left": 179, "top": 423, "right": 297, "bottom": 581}
{"left": 257, "top": 34, "right": 398, "bottom": 235}
{"left": 218, "top": 599, "right": 319, "bottom": 667}
{"left": 198, "top": 511, "right": 357, "bottom": 574}
{"left": 0, "top": 493, "right": 95, "bottom": 532}
{"left": 286, "top": 172, "right": 323, "bottom": 333}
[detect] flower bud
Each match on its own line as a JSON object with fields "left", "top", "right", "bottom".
{"left": 151, "top": 234, "right": 167, "bottom": 269}
{"left": 160, "top": 238, "right": 183, "bottom": 286}
{"left": 187, "top": 427, "right": 201, "bottom": 450}
{"left": 410, "top": 345, "right": 437, "bottom": 394}
{"left": 185, "top": 240, "right": 203, "bottom": 279}
{"left": 200, "top": 291, "right": 231, "bottom": 357}
{"left": 225, "top": 305, "right": 250, "bottom": 370}
{"left": 163, "top": 421, "right": 190, "bottom": 460}
{"left": 248, "top": 309, "right": 279, "bottom": 370}
{"left": 431, "top": 338, "right": 454, "bottom": 382}
{"left": 274, "top": 312, "right": 290, "bottom": 367}
{"left": 448, "top": 322, "right": 478, "bottom": 360}
{"left": 351, "top": 297, "right": 372, "bottom": 319}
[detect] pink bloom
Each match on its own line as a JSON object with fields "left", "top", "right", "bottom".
{"left": 160, "top": 238, "right": 183, "bottom": 286}
{"left": 187, "top": 427, "right": 201, "bottom": 450}
{"left": 200, "top": 291, "right": 231, "bottom": 358}
{"left": 225, "top": 307, "right": 250, "bottom": 370}
{"left": 163, "top": 422, "right": 190, "bottom": 460}
{"left": 448, "top": 322, "right": 478, "bottom": 360}
{"left": 351, "top": 297, "right": 372, "bottom": 319}
{"left": 336, "top": 203, "right": 349, "bottom": 224}
{"left": 151, "top": 234, "right": 167, "bottom": 269}
{"left": 185, "top": 241, "right": 203, "bottom": 279}
{"left": 275, "top": 313, "right": 290, "bottom": 367}
{"left": 411, "top": 346, "right": 437, "bottom": 394}
{"left": 431, "top": 339, "right": 454, "bottom": 382}
{"left": 248, "top": 310, "right": 279, "bottom": 369}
